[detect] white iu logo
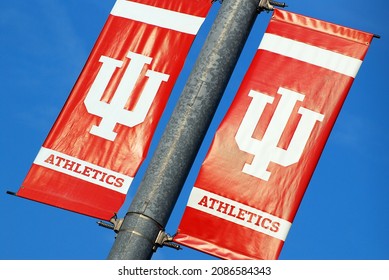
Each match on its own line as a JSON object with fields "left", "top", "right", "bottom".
{"left": 235, "top": 87, "right": 325, "bottom": 181}
{"left": 84, "top": 51, "right": 170, "bottom": 141}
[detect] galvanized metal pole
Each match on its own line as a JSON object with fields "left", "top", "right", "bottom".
{"left": 108, "top": 0, "right": 261, "bottom": 260}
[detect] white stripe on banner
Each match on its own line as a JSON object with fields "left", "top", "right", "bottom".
{"left": 187, "top": 187, "right": 292, "bottom": 241}
{"left": 259, "top": 33, "right": 362, "bottom": 77}
{"left": 34, "top": 147, "right": 132, "bottom": 194}
{"left": 111, "top": 0, "right": 206, "bottom": 35}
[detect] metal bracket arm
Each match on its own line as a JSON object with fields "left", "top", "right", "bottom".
{"left": 153, "top": 231, "right": 182, "bottom": 252}
{"left": 258, "top": 0, "right": 287, "bottom": 12}
{"left": 97, "top": 216, "right": 124, "bottom": 233}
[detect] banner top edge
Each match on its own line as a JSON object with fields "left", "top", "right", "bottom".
{"left": 111, "top": 0, "right": 207, "bottom": 35}
{"left": 272, "top": 9, "right": 374, "bottom": 45}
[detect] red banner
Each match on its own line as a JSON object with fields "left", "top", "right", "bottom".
{"left": 174, "top": 9, "right": 373, "bottom": 259}
{"left": 16, "top": 0, "right": 211, "bottom": 221}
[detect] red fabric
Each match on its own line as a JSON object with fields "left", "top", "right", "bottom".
{"left": 17, "top": 0, "right": 211, "bottom": 221}
{"left": 175, "top": 9, "right": 373, "bottom": 259}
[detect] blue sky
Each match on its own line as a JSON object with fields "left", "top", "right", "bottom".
{"left": 1, "top": 0, "right": 388, "bottom": 260}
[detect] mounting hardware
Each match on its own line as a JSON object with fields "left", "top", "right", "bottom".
{"left": 258, "top": 0, "right": 287, "bottom": 13}
{"left": 153, "top": 230, "right": 182, "bottom": 252}
{"left": 97, "top": 215, "right": 180, "bottom": 251}
{"left": 6, "top": 191, "right": 17, "bottom": 196}
{"left": 97, "top": 215, "right": 123, "bottom": 233}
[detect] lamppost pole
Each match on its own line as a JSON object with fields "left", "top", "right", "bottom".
{"left": 108, "top": 0, "right": 263, "bottom": 259}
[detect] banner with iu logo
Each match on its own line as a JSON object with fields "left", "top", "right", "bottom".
{"left": 15, "top": 0, "right": 211, "bottom": 221}
{"left": 174, "top": 9, "right": 373, "bottom": 259}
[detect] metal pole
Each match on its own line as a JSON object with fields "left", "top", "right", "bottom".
{"left": 108, "top": 0, "right": 261, "bottom": 260}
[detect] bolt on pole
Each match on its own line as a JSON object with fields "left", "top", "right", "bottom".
{"left": 108, "top": 0, "right": 262, "bottom": 260}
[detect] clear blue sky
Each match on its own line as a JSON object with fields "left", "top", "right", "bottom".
{"left": 1, "top": 0, "right": 388, "bottom": 260}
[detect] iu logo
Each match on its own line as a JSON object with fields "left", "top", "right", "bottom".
{"left": 235, "top": 87, "right": 325, "bottom": 181}
{"left": 84, "top": 51, "right": 170, "bottom": 141}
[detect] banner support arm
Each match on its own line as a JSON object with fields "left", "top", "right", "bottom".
{"left": 258, "top": 0, "right": 287, "bottom": 12}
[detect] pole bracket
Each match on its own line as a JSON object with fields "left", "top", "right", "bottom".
{"left": 97, "top": 215, "right": 123, "bottom": 233}
{"left": 258, "top": 0, "right": 287, "bottom": 13}
{"left": 98, "top": 216, "right": 181, "bottom": 251}
{"left": 153, "top": 230, "right": 182, "bottom": 252}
